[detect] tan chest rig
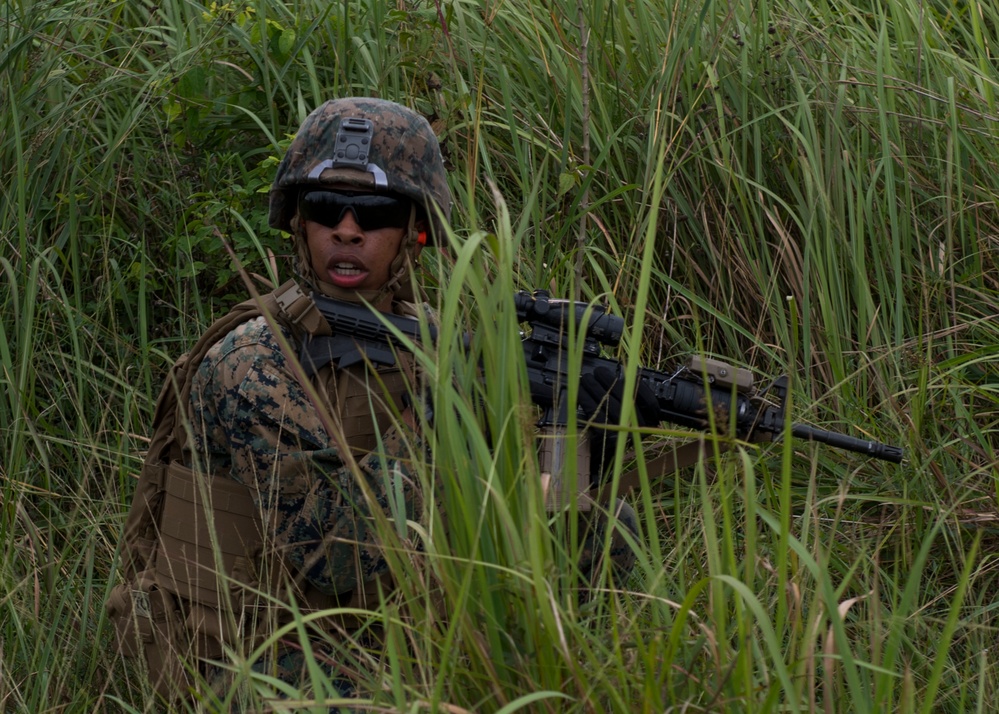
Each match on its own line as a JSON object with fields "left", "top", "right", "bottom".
{"left": 320, "top": 359, "right": 412, "bottom": 455}
{"left": 106, "top": 280, "right": 419, "bottom": 699}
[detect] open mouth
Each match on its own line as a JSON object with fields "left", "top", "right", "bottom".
{"left": 326, "top": 260, "right": 370, "bottom": 289}
{"left": 333, "top": 262, "right": 364, "bottom": 276}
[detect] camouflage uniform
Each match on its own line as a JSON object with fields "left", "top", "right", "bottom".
{"left": 187, "top": 315, "right": 421, "bottom": 597}
{"left": 187, "top": 315, "right": 417, "bottom": 703}
{"left": 186, "top": 97, "right": 452, "bottom": 699}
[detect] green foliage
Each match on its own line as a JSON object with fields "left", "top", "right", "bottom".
{"left": 1, "top": 0, "right": 998, "bottom": 711}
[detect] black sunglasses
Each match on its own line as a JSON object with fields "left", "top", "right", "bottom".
{"left": 298, "top": 190, "right": 413, "bottom": 232}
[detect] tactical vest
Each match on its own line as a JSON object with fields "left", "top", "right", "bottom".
{"left": 105, "top": 280, "right": 414, "bottom": 700}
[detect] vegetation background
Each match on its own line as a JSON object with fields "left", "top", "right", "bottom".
{"left": 1, "top": 0, "right": 997, "bottom": 711}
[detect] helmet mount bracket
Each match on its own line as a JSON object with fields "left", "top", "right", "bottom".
{"left": 307, "top": 116, "right": 389, "bottom": 189}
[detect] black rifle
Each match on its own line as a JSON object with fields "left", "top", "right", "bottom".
{"left": 301, "top": 290, "right": 904, "bottom": 465}
{"left": 514, "top": 290, "right": 903, "bottom": 464}
{"left": 299, "top": 294, "right": 442, "bottom": 373}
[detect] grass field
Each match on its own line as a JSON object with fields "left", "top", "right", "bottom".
{"left": 1, "top": 0, "right": 998, "bottom": 711}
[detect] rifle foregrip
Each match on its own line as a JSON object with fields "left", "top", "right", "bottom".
{"left": 790, "top": 424, "right": 904, "bottom": 463}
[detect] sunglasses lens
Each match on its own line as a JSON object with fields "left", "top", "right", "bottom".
{"left": 299, "top": 190, "right": 412, "bottom": 231}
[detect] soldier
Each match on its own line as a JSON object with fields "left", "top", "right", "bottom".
{"left": 107, "top": 97, "right": 452, "bottom": 707}
{"left": 107, "top": 96, "right": 642, "bottom": 710}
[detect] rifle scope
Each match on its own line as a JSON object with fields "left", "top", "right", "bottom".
{"left": 513, "top": 290, "right": 624, "bottom": 347}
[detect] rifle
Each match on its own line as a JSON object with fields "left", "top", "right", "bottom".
{"left": 300, "top": 289, "right": 904, "bottom": 505}
{"left": 513, "top": 290, "right": 903, "bottom": 505}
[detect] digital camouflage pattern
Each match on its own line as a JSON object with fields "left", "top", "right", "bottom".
{"left": 187, "top": 314, "right": 639, "bottom": 595}
{"left": 188, "top": 315, "right": 422, "bottom": 596}
{"left": 269, "top": 97, "right": 452, "bottom": 243}
{"left": 202, "top": 639, "right": 359, "bottom": 713}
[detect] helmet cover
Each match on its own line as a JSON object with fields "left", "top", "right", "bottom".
{"left": 269, "top": 97, "right": 451, "bottom": 244}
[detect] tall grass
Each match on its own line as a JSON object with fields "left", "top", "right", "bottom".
{"left": 1, "top": 0, "right": 997, "bottom": 711}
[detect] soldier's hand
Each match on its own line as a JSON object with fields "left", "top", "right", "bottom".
{"left": 578, "top": 366, "right": 660, "bottom": 427}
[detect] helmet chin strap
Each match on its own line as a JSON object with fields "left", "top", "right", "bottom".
{"left": 292, "top": 208, "right": 421, "bottom": 307}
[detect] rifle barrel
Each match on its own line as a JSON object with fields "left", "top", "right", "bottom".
{"left": 790, "top": 424, "right": 904, "bottom": 463}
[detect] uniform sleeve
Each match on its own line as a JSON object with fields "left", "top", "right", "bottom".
{"left": 188, "top": 317, "right": 421, "bottom": 596}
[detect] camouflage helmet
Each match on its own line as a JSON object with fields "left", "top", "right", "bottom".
{"left": 268, "top": 97, "right": 451, "bottom": 243}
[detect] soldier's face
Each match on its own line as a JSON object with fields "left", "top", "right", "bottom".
{"left": 304, "top": 209, "right": 416, "bottom": 311}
